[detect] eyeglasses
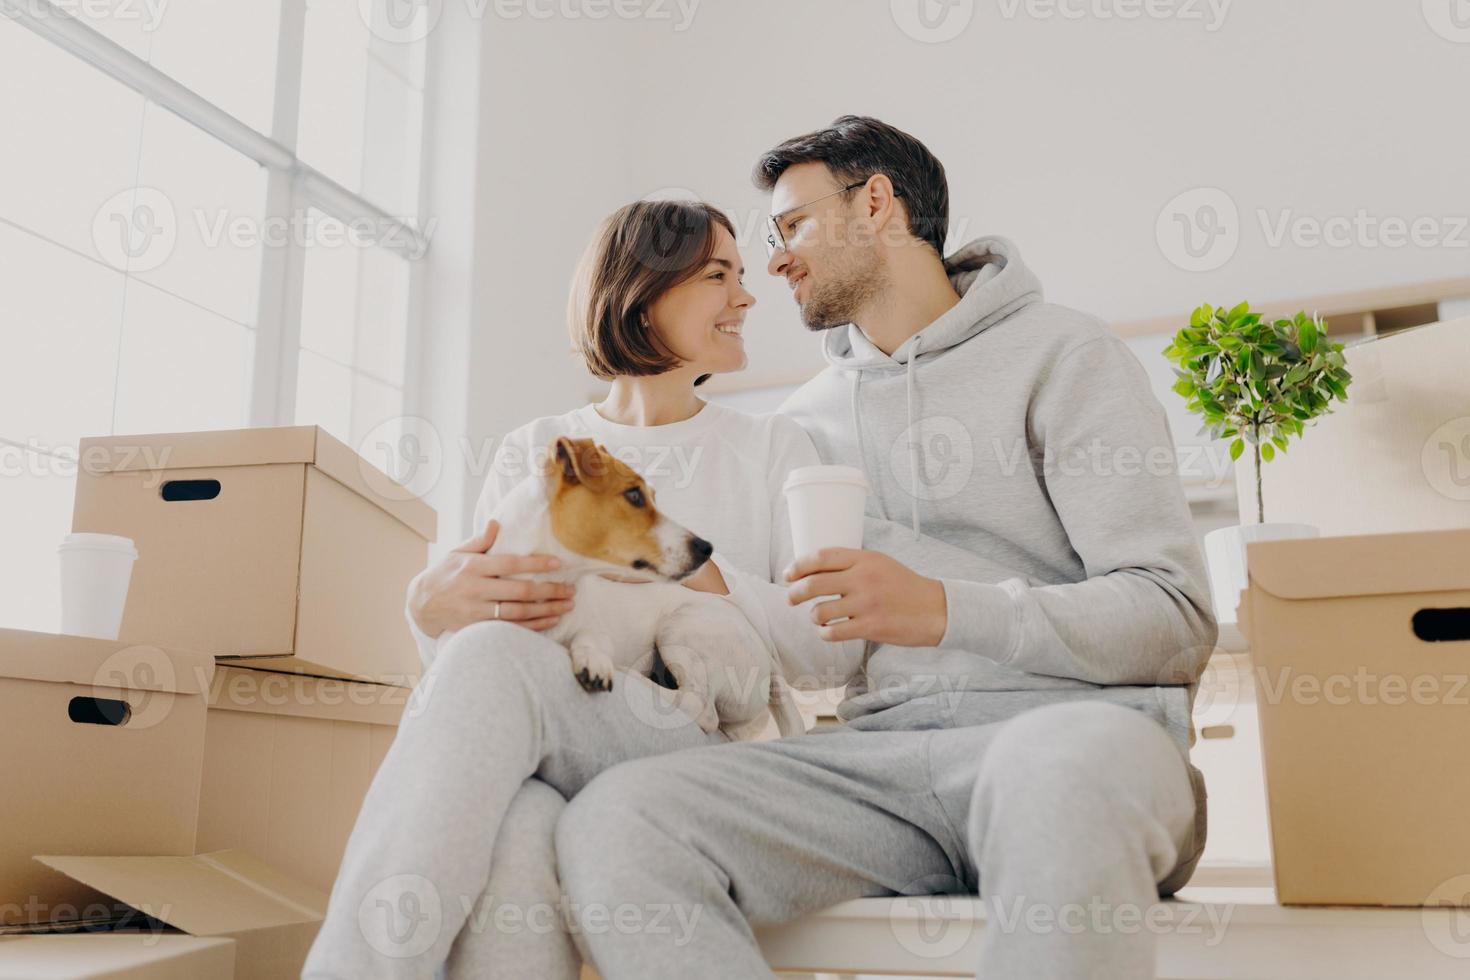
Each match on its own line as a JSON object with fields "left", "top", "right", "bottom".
{"left": 764, "top": 180, "right": 867, "bottom": 257}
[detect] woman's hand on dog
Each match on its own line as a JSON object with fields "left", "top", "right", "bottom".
{"left": 409, "top": 520, "right": 576, "bottom": 637}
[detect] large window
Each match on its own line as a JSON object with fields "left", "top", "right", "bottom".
{"left": 0, "top": 0, "right": 430, "bottom": 633}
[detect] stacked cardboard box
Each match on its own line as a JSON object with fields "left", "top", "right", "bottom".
{"left": 2, "top": 426, "right": 436, "bottom": 977}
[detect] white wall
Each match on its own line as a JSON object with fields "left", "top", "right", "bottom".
{"left": 426, "top": 0, "right": 1470, "bottom": 547}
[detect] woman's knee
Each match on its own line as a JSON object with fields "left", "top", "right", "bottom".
{"left": 430, "top": 620, "right": 568, "bottom": 687}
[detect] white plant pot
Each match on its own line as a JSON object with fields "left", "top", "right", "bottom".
{"left": 1204, "top": 522, "right": 1319, "bottom": 626}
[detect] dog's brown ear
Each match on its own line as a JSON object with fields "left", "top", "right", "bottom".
{"left": 551, "top": 437, "right": 608, "bottom": 488}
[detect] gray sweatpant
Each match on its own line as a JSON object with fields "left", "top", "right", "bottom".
{"left": 556, "top": 700, "right": 1207, "bottom": 980}
{"left": 301, "top": 620, "right": 727, "bottom": 980}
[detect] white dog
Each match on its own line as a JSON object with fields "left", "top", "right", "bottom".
{"left": 444, "top": 436, "right": 802, "bottom": 739}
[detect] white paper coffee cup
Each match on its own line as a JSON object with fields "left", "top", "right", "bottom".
{"left": 783, "top": 465, "right": 869, "bottom": 560}
{"left": 58, "top": 533, "right": 139, "bottom": 640}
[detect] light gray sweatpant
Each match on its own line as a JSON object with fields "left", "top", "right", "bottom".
{"left": 301, "top": 620, "right": 727, "bottom": 980}
{"left": 556, "top": 700, "right": 1207, "bottom": 980}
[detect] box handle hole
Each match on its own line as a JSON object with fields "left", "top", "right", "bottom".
{"left": 68, "top": 696, "right": 132, "bottom": 726}
{"left": 1413, "top": 607, "right": 1470, "bottom": 643}
{"left": 160, "top": 479, "right": 220, "bottom": 502}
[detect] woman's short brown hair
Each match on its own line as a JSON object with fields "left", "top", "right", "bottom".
{"left": 569, "top": 200, "right": 736, "bottom": 382}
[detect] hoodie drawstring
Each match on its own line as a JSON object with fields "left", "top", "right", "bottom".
{"left": 905, "top": 336, "right": 922, "bottom": 540}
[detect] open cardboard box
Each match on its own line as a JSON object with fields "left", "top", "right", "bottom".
{"left": 1242, "top": 528, "right": 1470, "bottom": 907}
{"left": 198, "top": 665, "right": 408, "bottom": 894}
{"left": 71, "top": 426, "right": 437, "bottom": 687}
{"left": 0, "top": 629, "right": 214, "bottom": 927}
{"left": 0, "top": 933, "right": 235, "bottom": 979}
{"left": 10, "top": 851, "right": 327, "bottom": 980}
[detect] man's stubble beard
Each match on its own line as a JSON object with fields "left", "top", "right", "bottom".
{"left": 799, "top": 246, "right": 886, "bottom": 332}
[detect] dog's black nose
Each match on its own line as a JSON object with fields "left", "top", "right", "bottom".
{"left": 690, "top": 536, "right": 713, "bottom": 561}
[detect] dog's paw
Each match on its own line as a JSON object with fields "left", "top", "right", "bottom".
{"left": 570, "top": 647, "right": 616, "bottom": 693}
{"left": 574, "top": 664, "right": 614, "bottom": 693}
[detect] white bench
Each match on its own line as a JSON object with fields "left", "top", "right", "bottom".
{"left": 754, "top": 867, "right": 1470, "bottom": 978}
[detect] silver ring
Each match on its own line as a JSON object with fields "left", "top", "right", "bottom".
{"left": 492, "top": 601, "right": 501, "bottom": 620}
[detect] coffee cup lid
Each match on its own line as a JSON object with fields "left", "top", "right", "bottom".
{"left": 58, "top": 533, "right": 139, "bottom": 558}
{"left": 782, "top": 465, "right": 870, "bottom": 494}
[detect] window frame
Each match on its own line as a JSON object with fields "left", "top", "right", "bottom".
{"left": 4, "top": 0, "right": 430, "bottom": 431}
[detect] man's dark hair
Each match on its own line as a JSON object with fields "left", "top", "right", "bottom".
{"left": 752, "top": 115, "right": 949, "bottom": 258}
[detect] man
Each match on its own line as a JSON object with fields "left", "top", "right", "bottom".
{"left": 555, "top": 115, "right": 1217, "bottom": 979}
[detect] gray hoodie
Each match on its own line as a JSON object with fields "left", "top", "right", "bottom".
{"left": 778, "top": 237, "right": 1218, "bottom": 750}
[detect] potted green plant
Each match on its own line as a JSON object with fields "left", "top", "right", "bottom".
{"left": 1163, "top": 302, "right": 1352, "bottom": 624}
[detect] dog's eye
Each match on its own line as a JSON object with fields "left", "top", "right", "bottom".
{"left": 623, "top": 487, "right": 645, "bottom": 508}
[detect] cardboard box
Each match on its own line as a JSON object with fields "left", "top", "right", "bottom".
{"left": 26, "top": 851, "right": 327, "bottom": 980}
{"left": 1243, "top": 528, "right": 1470, "bottom": 906}
{"left": 0, "top": 630, "right": 214, "bottom": 927}
{"left": 198, "top": 666, "right": 408, "bottom": 895}
{"left": 1234, "top": 316, "right": 1470, "bottom": 535}
{"left": 71, "top": 426, "right": 438, "bottom": 687}
{"left": 0, "top": 934, "right": 234, "bottom": 979}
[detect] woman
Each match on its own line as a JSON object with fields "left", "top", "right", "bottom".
{"left": 303, "top": 200, "right": 862, "bottom": 979}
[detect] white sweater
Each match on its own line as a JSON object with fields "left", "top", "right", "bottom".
{"left": 408, "top": 400, "right": 866, "bottom": 697}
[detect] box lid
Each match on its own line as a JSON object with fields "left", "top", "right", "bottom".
{"left": 32, "top": 851, "right": 326, "bottom": 940}
{"left": 77, "top": 426, "right": 437, "bottom": 541}
{"left": 207, "top": 665, "right": 409, "bottom": 727}
{"left": 0, "top": 629, "right": 214, "bottom": 694}
{"left": 1248, "top": 528, "right": 1470, "bottom": 601}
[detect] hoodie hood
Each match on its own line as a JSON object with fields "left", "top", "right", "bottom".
{"left": 821, "top": 236, "right": 1044, "bottom": 371}
{"left": 819, "top": 236, "right": 1044, "bottom": 538}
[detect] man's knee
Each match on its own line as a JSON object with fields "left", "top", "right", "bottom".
{"left": 555, "top": 761, "right": 686, "bottom": 888}
{"left": 974, "top": 701, "right": 1184, "bottom": 816}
